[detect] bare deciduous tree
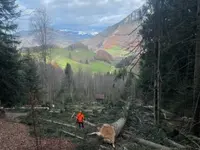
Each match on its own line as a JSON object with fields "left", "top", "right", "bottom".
{"left": 30, "top": 8, "right": 51, "bottom": 64}
{"left": 30, "top": 8, "right": 52, "bottom": 103}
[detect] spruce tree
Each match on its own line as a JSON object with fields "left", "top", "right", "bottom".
{"left": 139, "top": 0, "right": 196, "bottom": 114}
{"left": 0, "top": 0, "right": 21, "bottom": 107}
{"left": 59, "top": 63, "right": 74, "bottom": 104}
{"left": 21, "top": 51, "right": 41, "bottom": 105}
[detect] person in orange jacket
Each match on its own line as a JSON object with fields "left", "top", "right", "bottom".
{"left": 76, "top": 111, "right": 84, "bottom": 128}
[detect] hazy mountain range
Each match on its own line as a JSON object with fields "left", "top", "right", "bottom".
{"left": 16, "top": 29, "right": 96, "bottom": 48}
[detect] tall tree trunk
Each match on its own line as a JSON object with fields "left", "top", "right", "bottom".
{"left": 154, "top": 0, "right": 161, "bottom": 125}
{"left": 192, "top": 0, "right": 200, "bottom": 136}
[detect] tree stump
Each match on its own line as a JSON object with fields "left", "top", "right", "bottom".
{"left": 0, "top": 109, "right": 5, "bottom": 118}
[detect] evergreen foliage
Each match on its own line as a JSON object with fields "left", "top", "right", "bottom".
{"left": 0, "top": 0, "right": 21, "bottom": 107}
{"left": 20, "top": 51, "right": 41, "bottom": 105}
{"left": 139, "top": 0, "right": 196, "bottom": 115}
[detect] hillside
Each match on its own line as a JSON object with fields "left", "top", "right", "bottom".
{"left": 30, "top": 48, "right": 114, "bottom": 73}
{"left": 82, "top": 8, "right": 142, "bottom": 51}
{"left": 17, "top": 8, "right": 144, "bottom": 73}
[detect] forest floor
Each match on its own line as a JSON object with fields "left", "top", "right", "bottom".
{"left": 0, "top": 112, "right": 75, "bottom": 150}
{"left": 1, "top": 101, "right": 198, "bottom": 150}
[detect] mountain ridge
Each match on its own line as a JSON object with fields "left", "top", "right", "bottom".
{"left": 82, "top": 8, "right": 142, "bottom": 51}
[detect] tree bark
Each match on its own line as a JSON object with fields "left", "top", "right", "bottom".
{"left": 133, "top": 138, "right": 171, "bottom": 150}
{"left": 153, "top": 0, "right": 161, "bottom": 125}
{"left": 192, "top": 0, "right": 200, "bottom": 136}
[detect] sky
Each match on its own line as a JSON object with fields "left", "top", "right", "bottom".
{"left": 16, "top": 0, "right": 145, "bottom": 34}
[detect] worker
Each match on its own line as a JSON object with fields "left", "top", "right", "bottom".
{"left": 76, "top": 111, "right": 84, "bottom": 128}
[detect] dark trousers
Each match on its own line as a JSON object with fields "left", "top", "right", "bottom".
{"left": 77, "top": 121, "right": 84, "bottom": 128}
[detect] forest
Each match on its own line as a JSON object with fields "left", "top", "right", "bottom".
{"left": 1, "top": 0, "right": 200, "bottom": 150}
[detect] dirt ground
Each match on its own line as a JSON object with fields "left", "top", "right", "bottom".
{"left": 0, "top": 112, "right": 75, "bottom": 150}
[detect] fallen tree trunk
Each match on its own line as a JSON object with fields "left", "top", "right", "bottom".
{"left": 40, "top": 118, "right": 76, "bottom": 128}
{"left": 188, "top": 135, "right": 200, "bottom": 142}
{"left": 133, "top": 138, "right": 172, "bottom": 150}
{"left": 88, "top": 102, "right": 131, "bottom": 148}
{"left": 1, "top": 106, "right": 49, "bottom": 110}
{"left": 143, "top": 105, "right": 174, "bottom": 119}
{"left": 40, "top": 118, "right": 96, "bottom": 128}
{"left": 164, "top": 138, "right": 186, "bottom": 149}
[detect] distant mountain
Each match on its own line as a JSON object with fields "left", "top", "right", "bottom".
{"left": 16, "top": 29, "right": 96, "bottom": 49}
{"left": 82, "top": 8, "right": 142, "bottom": 51}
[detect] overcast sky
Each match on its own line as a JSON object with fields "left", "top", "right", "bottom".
{"left": 16, "top": 0, "right": 145, "bottom": 34}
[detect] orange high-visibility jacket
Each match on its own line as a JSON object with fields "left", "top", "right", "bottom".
{"left": 76, "top": 112, "right": 84, "bottom": 123}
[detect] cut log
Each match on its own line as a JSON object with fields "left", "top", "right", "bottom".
{"left": 111, "top": 118, "right": 126, "bottom": 137}
{"left": 88, "top": 102, "right": 131, "bottom": 148}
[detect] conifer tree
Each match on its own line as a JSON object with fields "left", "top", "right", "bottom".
{"left": 0, "top": 0, "right": 21, "bottom": 106}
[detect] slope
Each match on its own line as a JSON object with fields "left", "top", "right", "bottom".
{"left": 82, "top": 8, "right": 143, "bottom": 51}
{"left": 29, "top": 48, "right": 114, "bottom": 73}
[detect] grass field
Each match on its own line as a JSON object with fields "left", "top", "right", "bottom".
{"left": 49, "top": 48, "right": 113, "bottom": 73}
{"left": 106, "top": 46, "right": 128, "bottom": 57}
{"left": 23, "top": 48, "right": 115, "bottom": 73}
{"left": 54, "top": 56, "right": 113, "bottom": 73}
{"left": 50, "top": 48, "right": 95, "bottom": 62}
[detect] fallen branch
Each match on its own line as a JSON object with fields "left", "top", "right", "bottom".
{"left": 99, "top": 145, "right": 110, "bottom": 150}
{"left": 84, "top": 120, "right": 96, "bottom": 127}
{"left": 61, "top": 130, "right": 84, "bottom": 140}
{"left": 61, "top": 130, "right": 110, "bottom": 149}
{"left": 164, "top": 138, "right": 186, "bottom": 149}
{"left": 188, "top": 135, "right": 200, "bottom": 142}
{"left": 71, "top": 112, "right": 75, "bottom": 118}
{"left": 132, "top": 138, "right": 172, "bottom": 150}
{"left": 179, "top": 132, "right": 200, "bottom": 149}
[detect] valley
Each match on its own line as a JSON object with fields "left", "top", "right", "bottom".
{"left": 18, "top": 9, "right": 141, "bottom": 74}
{"left": 3, "top": 0, "right": 198, "bottom": 149}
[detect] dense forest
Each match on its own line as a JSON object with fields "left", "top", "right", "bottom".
{"left": 2, "top": 0, "right": 200, "bottom": 149}
{"left": 139, "top": 0, "right": 199, "bottom": 133}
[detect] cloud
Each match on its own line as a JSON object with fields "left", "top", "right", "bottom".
{"left": 16, "top": 0, "right": 145, "bottom": 32}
